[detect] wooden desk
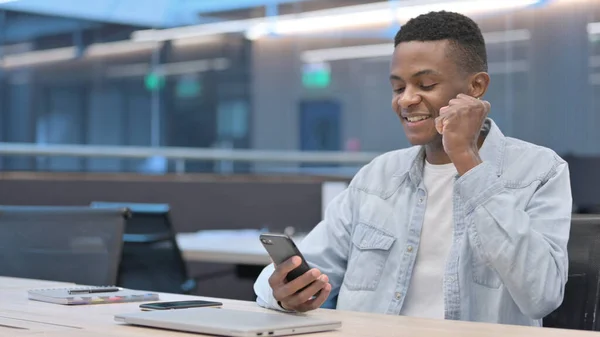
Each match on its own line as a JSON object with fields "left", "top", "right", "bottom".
{"left": 177, "top": 230, "right": 304, "bottom": 265}
{"left": 0, "top": 276, "right": 595, "bottom": 337}
{"left": 0, "top": 276, "right": 75, "bottom": 289}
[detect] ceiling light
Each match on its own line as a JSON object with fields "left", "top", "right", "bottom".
{"left": 105, "top": 58, "right": 230, "bottom": 78}
{"left": 132, "top": 18, "right": 263, "bottom": 42}
{"left": 1, "top": 47, "right": 76, "bottom": 68}
{"left": 172, "top": 35, "right": 223, "bottom": 48}
{"left": 301, "top": 29, "right": 531, "bottom": 63}
{"left": 85, "top": 41, "right": 161, "bottom": 58}
{"left": 247, "top": 0, "right": 540, "bottom": 39}
{"left": 131, "top": 0, "right": 541, "bottom": 42}
{"left": 301, "top": 44, "right": 392, "bottom": 63}
{"left": 588, "top": 22, "right": 600, "bottom": 35}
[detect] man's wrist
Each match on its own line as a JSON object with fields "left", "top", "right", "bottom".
{"left": 449, "top": 148, "right": 482, "bottom": 176}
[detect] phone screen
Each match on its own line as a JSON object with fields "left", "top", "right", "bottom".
{"left": 140, "top": 300, "right": 223, "bottom": 310}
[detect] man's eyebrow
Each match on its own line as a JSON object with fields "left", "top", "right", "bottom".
{"left": 389, "top": 69, "right": 441, "bottom": 81}
{"left": 412, "top": 69, "right": 441, "bottom": 77}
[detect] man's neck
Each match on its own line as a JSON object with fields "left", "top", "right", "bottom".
{"left": 424, "top": 138, "right": 451, "bottom": 165}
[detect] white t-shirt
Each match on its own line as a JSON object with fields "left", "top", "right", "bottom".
{"left": 399, "top": 161, "right": 456, "bottom": 319}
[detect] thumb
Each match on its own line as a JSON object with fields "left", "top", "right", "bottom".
{"left": 481, "top": 100, "right": 491, "bottom": 115}
{"left": 435, "top": 116, "right": 444, "bottom": 134}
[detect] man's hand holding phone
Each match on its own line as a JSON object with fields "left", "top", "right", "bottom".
{"left": 268, "top": 256, "right": 332, "bottom": 312}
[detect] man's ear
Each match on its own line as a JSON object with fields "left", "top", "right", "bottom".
{"left": 468, "top": 72, "right": 490, "bottom": 99}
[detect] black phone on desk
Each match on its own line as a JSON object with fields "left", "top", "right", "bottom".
{"left": 140, "top": 300, "right": 223, "bottom": 311}
{"left": 259, "top": 233, "right": 311, "bottom": 282}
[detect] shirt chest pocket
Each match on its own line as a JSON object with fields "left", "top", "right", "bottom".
{"left": 468, "top": 222, "right": 502, "bottom": 289}
{"left": 471, "top": 252, "right": 502, "bottom": 289}
{"left": 343, "top": 223, "right": 396, "bottom": 291}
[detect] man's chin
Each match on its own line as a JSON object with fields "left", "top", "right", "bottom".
{"left": 404, "top": 133, "right": 442, "bottom": 147}
{"left": 399, "top": 119, "right": 442, "bottom": 147}
{"left": 407, "top": 138, "right": 432, "bottom": 146}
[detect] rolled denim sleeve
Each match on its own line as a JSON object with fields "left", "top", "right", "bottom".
{"left": 253, "top": 188, "right": 354, "bottom": 311}
{"left": 456, "top": 158, "right": 572, "bottom": 319}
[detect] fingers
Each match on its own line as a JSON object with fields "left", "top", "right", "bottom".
{"left": 282, "top": 274, "right": 330, "bottom": 308}
{"left": 296, "top": 283, "right": 332, "bottom": 312}
{"left": 456, "top": 93, "right": 484, "bottom": 102}
{"left": 454, "top": 94, "right": 491, "bottom": 110}
{"left": 435, "top": 116, "right": 444, "bottom": 134}
{"left": 448, "top": 93, "right": 472, "bottom": 106}
{"left": 436, "top": 105, "right": 452, "bottom": 134}
{"left": 437, "top": 118, "right": 450, "bottom": 133}
{"left": 268, "top": 256, "right": 301, "bottom": 287}
{"left": 440, "top": 93, "right": 490, "bottom": 119}
{"left": 481, "top": 100, "right": 491, "bottom": 114}
{"left": 273, "top": 268, "right": 322, "bottom": 300}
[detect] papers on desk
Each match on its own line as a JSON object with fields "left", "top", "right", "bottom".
{"left": 28, "top": 286, "right": 159, "bottom": 305}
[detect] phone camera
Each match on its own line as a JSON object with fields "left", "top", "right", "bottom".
{"left": 261, "top": 239, "right": 273, "bottom": 245}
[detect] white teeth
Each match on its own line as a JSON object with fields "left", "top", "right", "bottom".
{"left": 406, "top": 116, "right": 430, "bottom": 122}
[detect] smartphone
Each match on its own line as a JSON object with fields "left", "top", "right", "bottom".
{"left": 259, "top": 233, "right": 311, "bottom": 282}
{"left": 139, "top": 300, "right": 223, "bottom": 311}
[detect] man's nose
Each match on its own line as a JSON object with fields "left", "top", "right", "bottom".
{"left": 398, "top": 88, "right": 421, "bottom": 109}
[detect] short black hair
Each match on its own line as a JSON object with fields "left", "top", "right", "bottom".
{"left": 394, "top": 11, "right": 487, "bottom": 73}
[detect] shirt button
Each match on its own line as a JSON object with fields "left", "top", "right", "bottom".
{"left": 407, "top": 245, "right": 413, "bottom": 252}
{"left": 395, "top": 292, "right": 402, "bottom": 300}
{"left": 418, "top": 197, "right": 424, "bottom": 204}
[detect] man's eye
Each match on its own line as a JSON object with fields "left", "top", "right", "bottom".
{"left": 394, "top": 88, "right": 405, "bottom": 94}
{"left": 421, "top": 84, "right": 437, "bottom": 90}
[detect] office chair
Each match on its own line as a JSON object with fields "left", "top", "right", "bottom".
{"left": 0, "top": 206, "right": 128, "bottom": 286}
{"left": 90, "top": 202, "right": 196, "bottom": 294}
{"left": 544, "top": 214, "right": 600, "bottom": 330}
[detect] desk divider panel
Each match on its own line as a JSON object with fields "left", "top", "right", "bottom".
{"left": 0, "top": 172, "right": 350, "bottom": 301}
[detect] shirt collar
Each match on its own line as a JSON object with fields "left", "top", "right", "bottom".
{"left": 405, "top": 118, "right": 506, "bottom": 186}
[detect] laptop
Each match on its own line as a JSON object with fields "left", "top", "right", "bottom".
{"left": 114, "top": 307, "right": 342, "bottom": 337}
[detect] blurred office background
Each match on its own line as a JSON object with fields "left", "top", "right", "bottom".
{"left": 0, "top": 0, "right": 599, "bottom": 304}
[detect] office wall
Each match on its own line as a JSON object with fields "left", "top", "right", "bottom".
{"left": 0, "top": 36, "right": 253, "bottom": 173}
{"left": 250, "top": 2, "right": 600, "bottom": 157}
{"left": 251, "top": 37, "right": 405, "bottom": 153}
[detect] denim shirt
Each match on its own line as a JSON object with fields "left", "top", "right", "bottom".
{"left": 253, "top": 118, "right": 572, "bottom": 327}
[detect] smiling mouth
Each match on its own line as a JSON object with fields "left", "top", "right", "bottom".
{"left": 404, "top": 116, "right": 431, "bottom": 123}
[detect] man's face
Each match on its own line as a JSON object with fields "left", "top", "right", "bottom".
{"left": 390, "top": 40, "right": 469, "bottom": 146}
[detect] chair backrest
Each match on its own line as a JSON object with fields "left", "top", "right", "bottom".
{"left": 544, "top": 214, "right": 600, "bottom": 330}
{"left": 0, "top": 206, "right": 128, "bottom": 286}
{"left": 90, "top": 202, "right": 172, "bottom": 239}
{"left": 90, "top": 202, "right": 195, "bottom": 294}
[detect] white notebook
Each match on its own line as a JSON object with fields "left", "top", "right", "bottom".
{"left": 28, "top": 286, "right": 159, "bottom": 305}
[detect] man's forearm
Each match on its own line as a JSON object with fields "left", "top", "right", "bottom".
{"left": 456, "top": 161, "right": 571, "bottom": 319}
{"left": 449, "top": 148, "right": 483, "bottom": 176}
